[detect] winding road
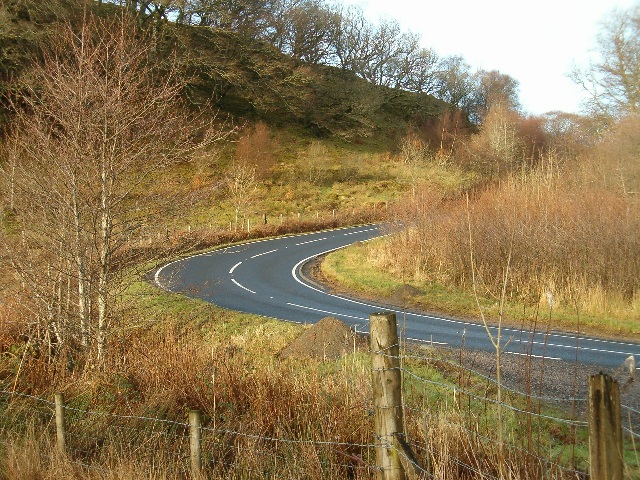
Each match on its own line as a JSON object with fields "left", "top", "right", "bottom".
{"left": 154, "top": 224, "right": 640, "bottom": 369}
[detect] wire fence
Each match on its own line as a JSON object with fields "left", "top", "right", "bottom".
{"left": 1, "top": 346, "right": 639, "bottom": 479}
{"left": 368, "top": 306, "right": 640, "bottom": 480}
{"left": 391, "top": 348, "right": 592, "bottom": 479}
{"left": 0, "top": 389, "right": 380, "bottom": 479}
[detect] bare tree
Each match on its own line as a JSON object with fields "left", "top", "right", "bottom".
{"left": 379, "top": 30, "right": 425, "bottom": 89}
{"left": 183, "top": 0, "right": 272, "bottom": 38}
{"left": 299, "top": 140, "right": 329, "bottom": 184}
{"left": 471, "top": 69, "right": 520, "bottom": 123}
{"left": 392, "top": 47, "right": 441, "bottom": 95}
{"left": 435, "top": 55, "right": 479, "bottom": 116}
{"left": 0, "top": 13, "right": 228, "bottom": 363}
{"left": 571, "top": 4, "right": 640, "bottom": 118}
{"left": 332, "top": 4, "right": 368, "bottom": 71}
{"left": 278, "top": 0, "right": 340, "bottom": 64}
{"left": 225, "top": 161, "right": 258, "bottom": 229}
{"left": 400, "top": 131, "right": 429, "bottom": 197}
{"left": 352, "top": 18, "right": 407, "bottom": 87}
{"left": 235, "top": 121, "right": 276, "bottom": 178}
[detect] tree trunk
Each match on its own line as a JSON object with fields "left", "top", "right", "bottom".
{"left": 97, "top": 163, "right": 111, "bottom": 363}
{"left": 72, "top": 189, "right": 90, "bottom": 348}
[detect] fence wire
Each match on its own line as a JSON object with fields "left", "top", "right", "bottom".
{"left": 369, "top": 345, "right": 639, "bottom": 479}
{"left": 0, "top": 388, "right": 379, "bottom": 478}
{"left": 1, "top": 341, "right": 638, "bottom": 480}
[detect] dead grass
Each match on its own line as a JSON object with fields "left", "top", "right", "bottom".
{"left": 0, "top": 282, "right": 592, "bottom": 479}
{"left": 364, "top": 170, "right": 640, "bottom": 335}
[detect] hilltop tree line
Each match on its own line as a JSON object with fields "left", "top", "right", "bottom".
{"left": 102, "top": 0, "right": 639, "bottom": 122}
{"left": 98, "top": 0, "right": 520, "bottom": 123}
{"left": 4, "top": 0, "right": 637, "bottom": 124}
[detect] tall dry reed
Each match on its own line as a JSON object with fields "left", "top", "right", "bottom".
{"left": 375, "top": 171, "right": 639, "bottom": 315}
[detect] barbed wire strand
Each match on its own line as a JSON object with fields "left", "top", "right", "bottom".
{"left": 409, "top": 423, "right": 586, "bottom": 477}
{"left": 623, "top": 404, "right": 640, "bottom": 416}
{"left": 623, "top": 425, "right": 640, "bottom": 439}
{"left": 401, "top": 369, "right": 588, "bottom": 427}
{"left": 394, "top": 351, "right": 588, "bottom": 403}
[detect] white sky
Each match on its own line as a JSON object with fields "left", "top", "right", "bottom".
{"left": 340, "top": 0, "right": 639, "bottom": 115}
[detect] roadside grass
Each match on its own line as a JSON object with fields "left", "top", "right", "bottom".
{"left": 322, "top": 239, "right": 511, "bottom": 319}
{"left": 123, "top": 280, "right": 304, "bottom": 356}
{"left": 322, "top": 239, "right": 640, "bottom": 339}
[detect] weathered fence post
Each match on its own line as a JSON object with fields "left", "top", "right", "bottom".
{"left": 588, "top": 373, "right": 623, "bottom": 480}
{"left": 370, "top": 312, "right": 406, "bottom": 480}
{"left": 189, "top": 410, "right": 202, "bottom": 478}
{"left": 54, "top": 393, "right": 66, "bottom": 454}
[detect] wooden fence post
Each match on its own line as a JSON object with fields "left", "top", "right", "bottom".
{"left": 54, "top": 393, "right": 66, "bottom": 454}
{"left": 370, "top": 312, "right": 406, "bottom": 480}
{"left": 588, "top": 373, "right": 623, "bottom": 480}
{"left": 189, "top": 410, "right": 202, "bottom": 478}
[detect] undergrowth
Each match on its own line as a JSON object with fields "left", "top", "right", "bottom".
{"left": 2, "top": 279, "right": 634, "bottom": 479}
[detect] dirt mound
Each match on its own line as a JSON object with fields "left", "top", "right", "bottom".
{"left": 280, "top": 317, "right": 364, "bottom": 360}
{"left": 388, "top": 284, "right": 423, "bottom": 305}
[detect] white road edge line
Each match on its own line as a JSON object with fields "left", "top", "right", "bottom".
{"left": 286, "top": 302, "right": 367, "bottom": 321}
{"left": 232, "top": 278, "right": 256, "bottom": 294}
{"left": 504, "top": 351, "right": 561, "bottom": 360}
{"left": 290, "top": 243, "right": 640, "bottom": 357}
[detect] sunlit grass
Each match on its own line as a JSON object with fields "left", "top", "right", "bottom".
{"left": 323, "top": 239, "right": 640, "bottom": 338}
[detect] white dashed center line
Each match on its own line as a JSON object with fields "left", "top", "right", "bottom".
{"left": 232, "top": 279, "right": 256, "bottom": 294}
{"left": 504, "top": 351, "right": 561, "bottom": 360}
{"left": 251, "top": 249, "right": 278, "bottom": 258}
{"left": 295, "top": 237, "right": 327, "bottom": 246}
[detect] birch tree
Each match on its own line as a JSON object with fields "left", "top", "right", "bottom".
{"left": 571, "top": 4, "right": 640, "bottom": 118}
{"left": 1, "top": 13, "right": 227, "bottom": 363}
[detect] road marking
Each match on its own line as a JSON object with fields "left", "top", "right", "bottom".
{"left": 295, "top": 237, "right": 327, "bottom": 246}
{"left": 156, "top": 224, "right": 379, "bottom": 289}
{"left": 344, "top": 228, "right": 376, "bottom": 236}
{"left": 504, "top": 351, "right": 561, "bottom": 360}
{"left": 291, "top": 247, "right": 640, "bottom": 360}
{"left": 519, "top": 339, "right": 638, "bottom": 357}
{"left": 251, "top": 249, "right": 278, "bottom": 258}
{"left": 408, "top": 337, "right": 448, "bottom": 346}
{"left": 232, "top": 278, "right": 256, "bottom": 294}
{"left": 229, "top": 261, "right": 242, "bottom": 274}
{"left": 286, "top": 302, "right": 367, "bottom": 321}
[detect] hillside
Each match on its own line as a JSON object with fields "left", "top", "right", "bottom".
{"left": 0, "top": 0, "right": 448, "bottom": 144}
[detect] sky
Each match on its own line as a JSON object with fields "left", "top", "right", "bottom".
{"left": 340, "top": 0, "right": 639, "bottom": 115}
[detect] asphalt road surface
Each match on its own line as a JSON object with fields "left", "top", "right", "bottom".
{"left": 154, "top": 224, "right": 640, "bottom": 369}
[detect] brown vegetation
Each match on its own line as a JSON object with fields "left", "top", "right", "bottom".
{"left": 373, "top": 112, "right": 640, "bottom": 323}
{"left": 0, "top": 303, "right": 589, "bottom": 479}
